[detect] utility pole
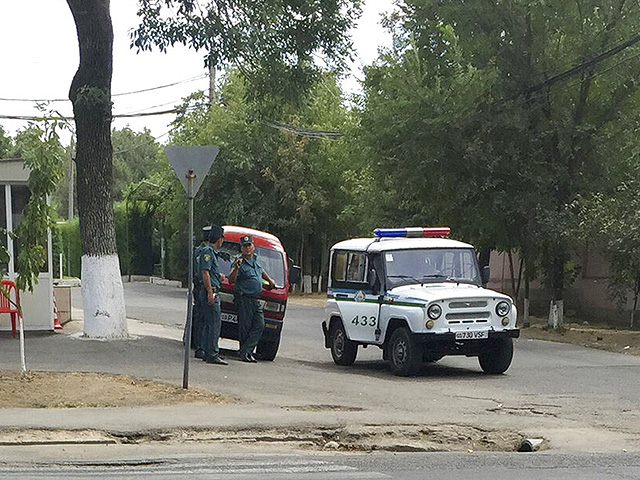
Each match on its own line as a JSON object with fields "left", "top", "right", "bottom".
{"left": 68, "top": 138, "right": 75, "bottom": 220}
{"left": 208, "top": 59, "right": 216, "bottom": 106}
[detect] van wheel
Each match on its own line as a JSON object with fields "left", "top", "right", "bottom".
{"left": 257, "top": 336, "right": 280, "bottom": 361}
{"left": 330, "top": 321, "right": 357, "bottom": 366}
{"left": 388, "top": 327, "right": 422, "bottom": 376}
{"left": 478, "top": 338, "right": 514, "bottom": 374}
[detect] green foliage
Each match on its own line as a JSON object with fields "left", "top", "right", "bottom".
{"left": 11, "top": 120, "right": 66, "bottom": 292}
{"left": 360, "top": 0, "right": 640, "bottom": 302}
{"left": 112, "top": 128, "right": 162, "bottom": 201}
{"left": 132, "top": 0, "right": 361, "bottom": 103}
{"left": 580, "top": 179, "right": 640, "bottom": 323}
{"left": 163, "top": 70, "right": 361, "bottom": 280}
{"left": 56, "top": 218, "right": 82, "bottom": 278}
{"left": 0, "top": 126, "right": 12, "bottom": 158}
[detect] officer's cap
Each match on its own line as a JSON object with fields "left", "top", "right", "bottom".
{"left": 209, "top": 225, "right": 224, "bottom": 241}
{"left": 202, "top": 225, "right": 212, "bottom": 240}
{"left": 240, "top": 234, "right": 253, "bottom": 245}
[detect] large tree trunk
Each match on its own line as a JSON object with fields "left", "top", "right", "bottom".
{"left": 67, "top": 0, "right": 128, "bottom": 339}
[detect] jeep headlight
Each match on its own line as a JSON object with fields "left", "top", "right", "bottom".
{"left": 495, "top": 301, "right": 511, "bottom": 317}
{"left": 427, "top": 304, "right": 442, "bottom": 320}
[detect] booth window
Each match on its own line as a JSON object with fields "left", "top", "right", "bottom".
{"left": 11, "top": 185, "right": 41, "bottom": 271}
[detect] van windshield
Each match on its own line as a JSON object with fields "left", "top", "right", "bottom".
{"left": 384, "top": 248, "right": 481, "bottom": 288}
{"left": 219, "top": 241, "right": 286, "bottom": 287}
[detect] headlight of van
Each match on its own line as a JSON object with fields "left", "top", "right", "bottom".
{"left": 264, "top": 301, "right": 285, "bottom": 313}
{"left": 427, "top": 304, "right": 442, "bottom": 320}
{"left": 495, "top": 301, "right": 511, "bottom": 317}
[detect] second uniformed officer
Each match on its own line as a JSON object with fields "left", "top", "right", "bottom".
{"left": 192, "top": 225, "right": 211, "bottom": 356}
{"left": 198, "top": 225, "right": 228, "bottom": 365}
{"left": 228, "top": 234, "right": 276, "bottom": 363}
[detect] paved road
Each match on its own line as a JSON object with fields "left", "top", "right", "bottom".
{"left": 67, "top": 282, "right": 640, "bottom": 455}
{"left": 2, "top": 452, "right": 640, "bottom": 479}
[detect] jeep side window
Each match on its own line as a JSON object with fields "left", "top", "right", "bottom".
{"left": 332, "top": 251, "right": 348, "bottom": 282}
{"left": 332, "top": 251, "right": 369, "bottom": 288}
{"left": 346, "top": 253, "right": 366, "bottom": 282}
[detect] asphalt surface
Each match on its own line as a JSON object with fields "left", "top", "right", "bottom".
{"left": 1, "top": 452, "right": 640, "bottom": 479}
{"left": 1, "top": 280, "right": 640, "bottom": 474}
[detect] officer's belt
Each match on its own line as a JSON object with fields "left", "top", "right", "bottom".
{"left": 236, "top": 292, "right": 261, "bottom": 299}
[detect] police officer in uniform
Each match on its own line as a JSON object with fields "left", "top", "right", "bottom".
{"left": 228, "top": 234, "right": 276, "bottom": 363}
{"left": 198, "top": 225, "right": 228, "bottom": 365}
{"left": 192, "top": 226, "right": 211, "bottom": 355}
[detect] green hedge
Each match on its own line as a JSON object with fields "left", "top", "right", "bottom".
{"left": 55, "top": 218, "right": 82, "bottom": 278}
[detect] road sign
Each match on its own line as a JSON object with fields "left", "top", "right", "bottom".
{"left": 165, "top": 146, "right": 219, "bottom": 197}
{"left": 164, "top": 145, "right": 220, "bottom": 389}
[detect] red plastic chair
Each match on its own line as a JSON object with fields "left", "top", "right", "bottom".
{"left": 0, "top": 280, "right": 20, "bottom": 338}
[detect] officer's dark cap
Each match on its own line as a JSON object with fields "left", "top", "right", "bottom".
{"left": 240, "top": 234, "right": 253, "bottom": 245}
{"left": 209, "top": 225, "right": 224, "bottom": 241}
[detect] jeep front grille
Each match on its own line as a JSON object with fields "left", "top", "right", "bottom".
{"left": 449, "top": 300, "right": 488, "bottom": 309}
{"left": 446, "top": 299, "right": 491, "bottom": 325}
{"left": 446, "top": 312, "right": 490, "bottom": 320}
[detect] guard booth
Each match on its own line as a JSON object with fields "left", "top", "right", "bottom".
{"left": 0, "top": 158, "right": 54, "bottom": 332}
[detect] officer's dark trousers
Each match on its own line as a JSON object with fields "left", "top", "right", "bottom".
{"left": 191, "top": 285, "right": 202, "bottom": 350}
{"left": 236, "top": 295, "right": 265, "bottom": 356}
{"left": 199, "top": 289, "right": 221, "bottom": 358}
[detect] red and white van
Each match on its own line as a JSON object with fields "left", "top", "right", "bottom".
{"left": 216, "top": 226, "right": 300, "bottom": 360}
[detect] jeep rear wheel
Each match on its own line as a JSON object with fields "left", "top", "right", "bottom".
{"left": 388, "top": 327, "right": 422, "bottom": 376}
{"left": 330, "top": 321, "right": 358, "bottom": 366}
{"left": 478, "top": 338, "right": 514, "bottom": 374}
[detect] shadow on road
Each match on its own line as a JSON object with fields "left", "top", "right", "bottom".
{"left": 295, "top": 358, "right": 487, "bottom": 381}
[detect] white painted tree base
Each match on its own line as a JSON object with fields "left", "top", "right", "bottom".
{"left": 81, "top": 254, "right": 128, "bottom": 339}
{"left": 548, "top": 299, "right": 564, "bottom": 330}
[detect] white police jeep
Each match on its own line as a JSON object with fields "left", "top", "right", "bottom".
{"left": 322, "top": 227, "right": 519, "bottom": 376}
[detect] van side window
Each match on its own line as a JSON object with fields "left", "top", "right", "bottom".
{"left": 333, "top": 251, "right": 368, "bottom": 285}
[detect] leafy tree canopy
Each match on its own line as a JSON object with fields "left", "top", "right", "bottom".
{"left": 360, "top": 0, "right": 640, "bottom": 304}
{"left": 132, "top": 0, "right": 362, "bottom": 102}
{"left": 112, "top": 127, "right": 162, "bottom": 201}
{"left": 0, "top": 126, "right": 12, "bottom": 158}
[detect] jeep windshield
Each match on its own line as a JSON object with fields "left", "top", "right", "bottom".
{"left": 383, "top": 248, "right": 481, "bottom": 288}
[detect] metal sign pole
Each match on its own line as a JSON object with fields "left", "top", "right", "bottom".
{"left": 164, "top": 146, "right": 219, "bottom": 390}
{"left": 183, "top": 171, "right": 195, "bottom": 389}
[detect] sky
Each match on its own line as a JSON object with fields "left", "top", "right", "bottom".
{"left": 0, "top": 1, "right": 393, "bottom": 145}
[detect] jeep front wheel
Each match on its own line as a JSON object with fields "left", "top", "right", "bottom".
{"left": 388, "top": 327, "right": 422, "bottom": 376}
{"left": 478, "top": 338, "right": 514, "bottom": 374}
{"left": 330, "top": 321, "right": 358, "bottom": 366}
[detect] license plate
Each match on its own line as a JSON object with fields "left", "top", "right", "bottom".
{"left": 221, "top": 312, "right": 237, "bottom": 323}
{"left": 455, "top": 330, "right": 488, "bottom": 340}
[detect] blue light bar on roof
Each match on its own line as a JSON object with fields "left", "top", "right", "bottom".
{"left": 373, "top": 227, "right": 451, "bottom": 238}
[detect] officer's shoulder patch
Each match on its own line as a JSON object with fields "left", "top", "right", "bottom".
{"left": 203, "top": 254, "right": 211, "bottom": 262}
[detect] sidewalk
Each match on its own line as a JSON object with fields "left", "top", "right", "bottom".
{"left": 0, "top": 309, "right": 383, "bottom": 452}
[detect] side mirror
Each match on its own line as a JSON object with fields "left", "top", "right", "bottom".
{"left": 481, "top": 266, "right": 491, "bottom": 285}
{"left": 289, "top": 265, "right": 302, "bottom": 285}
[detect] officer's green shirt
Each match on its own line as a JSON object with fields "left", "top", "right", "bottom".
{"left": 234, "top": 254, "right": 263, "bottom": 297}
{"left": 198, "top": 244, "right": 221, "bottom": 291}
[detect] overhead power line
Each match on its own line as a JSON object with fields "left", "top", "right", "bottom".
{"left": 0, "top": 106, "right": 199, "bottom": 121}
{"left": 526, "top": 33, "right": 640, "bottom": 96}
{"left": 0, "top": 74, "right": 207, "bottom": 103}
{"left": 265, "top": 121, "right": 344, "bottom": 139}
